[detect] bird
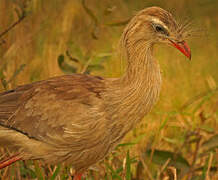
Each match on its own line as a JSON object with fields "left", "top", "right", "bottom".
{"left": 0, "top": 6, "right": 191, "bottom": 180}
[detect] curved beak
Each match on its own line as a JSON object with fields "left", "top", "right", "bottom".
{"left": 169, "top": 39, "right": 191, "bottom": 60}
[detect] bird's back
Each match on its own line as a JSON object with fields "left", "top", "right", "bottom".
{"left": 0, "top": 74, "right": 111, "bottom": 171}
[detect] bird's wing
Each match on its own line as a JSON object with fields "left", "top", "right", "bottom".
{"left": 0, "top": 74, "right": 108, "bottom": 146}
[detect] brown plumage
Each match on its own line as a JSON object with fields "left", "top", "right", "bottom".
{"left": 0, "top": 7, "right": 191, "bottom": 179}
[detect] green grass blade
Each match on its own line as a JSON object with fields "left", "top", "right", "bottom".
{"left": 125, "top": 150, "right": 131, "bottom": 180}
{"left": 50, "top": 165, "right": 61, "bottom": 180}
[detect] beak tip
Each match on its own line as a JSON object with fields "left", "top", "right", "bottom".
{"left": 169, "top": 39, "right": 191, "bottom": 61}
{"left": 189, "top": 55, "right": 191, "bottom": 60}
{"left": 187, "top": 53, "right": 191, "bottom": 60}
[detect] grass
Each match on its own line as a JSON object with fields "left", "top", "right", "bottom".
{"left": 0, "top": 0, "right": 217, "bottom": 179}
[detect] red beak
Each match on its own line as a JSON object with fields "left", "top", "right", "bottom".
{"left": 169, "top": 40, "right": 191, "bottom": 60}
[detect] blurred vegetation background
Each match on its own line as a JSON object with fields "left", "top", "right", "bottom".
{"left": 0, "top": 0, "right": 217, "bottom": 179}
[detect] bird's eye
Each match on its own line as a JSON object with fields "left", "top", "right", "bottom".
{"left": 153, "top": 24, "right": 169, "bottom": 36}
{"left": 155, "top": 25, "right": 164, "bottom": 32}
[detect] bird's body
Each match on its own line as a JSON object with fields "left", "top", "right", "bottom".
{"left": 0, "top": 65, "right": 161, "bottom": 171}
{"left": 0, "top": 7, "right": 191, "bottom": 179}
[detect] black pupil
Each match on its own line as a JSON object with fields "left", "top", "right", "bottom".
{"left": 154, "top": 24, "right": 169, "bottom": 36}
{"left": 156, "top": 25, "right": 164, "bottom": 32}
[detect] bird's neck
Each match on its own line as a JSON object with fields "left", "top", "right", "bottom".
{"left": 107, "top": 41, "right": 162, "bottom": 143}
{"left": 120, "top": 42, "right": 162, "bottom": 124}
{"left": 121, "top": 45, "right": 160, "bottom": 86}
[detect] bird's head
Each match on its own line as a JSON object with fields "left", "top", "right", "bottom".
{"left": 122, "top": 7, "right": 191, "bottom": 59}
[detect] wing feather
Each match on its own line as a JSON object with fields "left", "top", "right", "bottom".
{"left": 0, "top": 74, "right": 110, "bottom": 169}
{"left": 0, "top": 74, "right": 105, "bottom": 138}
